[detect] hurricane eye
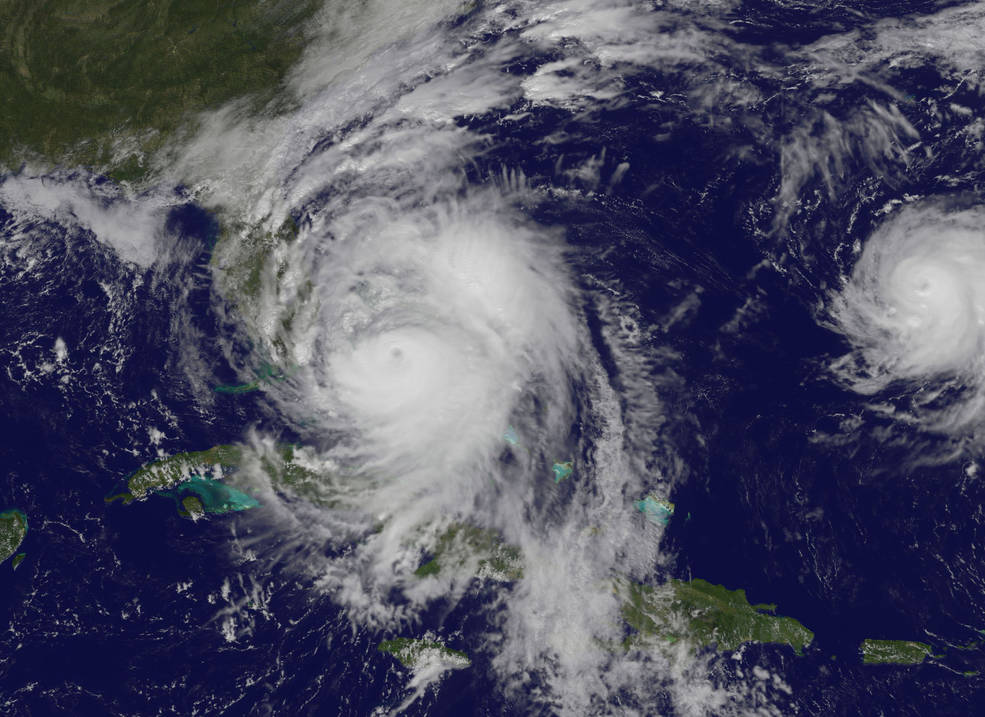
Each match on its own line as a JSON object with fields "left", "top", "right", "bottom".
{"left": 830, "top": 205, "right": 985, "bottom": 428}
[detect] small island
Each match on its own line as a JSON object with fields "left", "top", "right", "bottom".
{"left": 179, "top": 496, "right": 206, "bottom": 520}
{"left": 621, "top": 578, "right": 814, "bottom": 655}
{"left": 860, "top": 639, "right": 934, "bottom": 665}
{"left": 378, "top": 638, "right": 470, "bottom": 670}
{"left": 0, "top": 509, "right": 28, "bottom": 566}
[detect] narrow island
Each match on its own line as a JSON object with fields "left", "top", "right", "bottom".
{"left": 106, "top": 442, "right": 330, "bottom": 518}
{"left": 859, "top": 639, "right": 934, "bottom": 665}
{"left": 107, "top": 444, "right": 244, "bottom": 502}
{"left": 214, "top": 362, "right": 287, "bottom": 395}
{"left": 106, "top": 444, "right": 259, "bottom": 519}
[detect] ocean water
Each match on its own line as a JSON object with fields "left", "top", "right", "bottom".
{"left": 3, "top": 1, "right": 985, "bottom": 714}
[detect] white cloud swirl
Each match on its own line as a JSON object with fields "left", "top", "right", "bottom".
{"left": 830, "top": 202, "right": 985, "bottom": 430}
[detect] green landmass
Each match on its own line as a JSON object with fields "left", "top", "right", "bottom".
{"left": 107, "top": 441, "right": 327, "bottom": 509}
{"left": 11, "top": 552, "right": 26, "bottom": 570}
{"left": 210, "top": 215, "right": 312, "bottom": 360}
{"left": 254, "top": 442, "right": 336, "bottom": 505}
{"left": 0, "top": 0, "right": 321, "bottom": 176}
{"left": 378, "top": 638, "right": 470, "bottom": 669}
{"left": 860, "top": 639, "right": 933, "bottom": 665}
{"left": 109, "top": 444, "right": 244, "bottom": 501}
{"left": 178, "top": 495, "right": 205, "bottom": 520}
{"left": 0, "top": 509, "right": 28, "bottom": 566}
{"left": 414, "top": 523, "right": 522, "bottom": 582}
{"left": 621, "top": 578, "right": 814, "bottom": 655}
{"left": 213, "top": 215, "right": 300, "bottom": 302}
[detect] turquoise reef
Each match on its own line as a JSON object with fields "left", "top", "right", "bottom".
{"left": 635, "top": 495, "right": 675, "bottom": 526}
{"left": 164, "top": 476, "right": 260, "bottom": 516}
{"left": 552, "top": 461, "right": 573, "bottom": 483}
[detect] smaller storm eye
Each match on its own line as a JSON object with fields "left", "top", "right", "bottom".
{"left": 390, "top": 347, "right": 404, "bottom": 360}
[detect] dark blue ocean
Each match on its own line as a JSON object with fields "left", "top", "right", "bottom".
{"left": 4, "top": 1, "right": 985, "bottom": 715}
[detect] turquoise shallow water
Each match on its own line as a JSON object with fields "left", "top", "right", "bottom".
{"left": 551, "top": 462, "right": 572, "bottom": 483}
{"left": 635, "top": 496, "right": 673, "bottom": 526}
{"left": 166, "top": 476, "right": 260, "bottom": 514}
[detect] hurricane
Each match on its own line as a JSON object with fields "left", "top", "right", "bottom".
{"left": 8, "top": 0, "right": 985, "bottom": 715}
{"left": 829, "top": 202, "right": 985, "bottom": 431}
{"left": 181, "top": 5, "right": 730, "bottom": 709}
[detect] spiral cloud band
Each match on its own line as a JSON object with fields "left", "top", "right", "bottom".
{"left": 307, "top": 198, "right": 579, "bottom": 487}
{"left": 164, "top": 0, "right": 754, "bottom": 711}
{"left": 830, "top": 202, "right": 985, "bottom": 429}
